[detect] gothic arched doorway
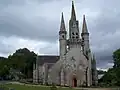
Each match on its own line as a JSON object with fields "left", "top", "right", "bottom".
{"left": 72, "top": 77, "right": 77, "bottom": 87}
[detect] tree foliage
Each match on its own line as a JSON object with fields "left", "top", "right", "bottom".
{"left": 0, "top": 48, "right": 37, "bottom": 79}
{"left": 113, "top": 49, "right": 120, "bottom": 68}
{"left": 97, "top": 70, "right": 106, "bottom": 75}
{"left": 99, "top": 48, "right": 120, "bottom": 86}
{"left": 0, "top": 57, "right": 9, "bottom": 78}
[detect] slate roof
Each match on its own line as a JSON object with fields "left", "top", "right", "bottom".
{"left": 36, "top": 55, "right": 59, "bottom": 66}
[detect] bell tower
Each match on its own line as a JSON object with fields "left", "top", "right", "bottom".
{"left": 81, "top": 15, "right": 90, "bottom": 56}
{"left": 68, "top": 1, "right": 81, "bottom": 49}
{"left": 59, "top": 13, "right": 67, "bottom": 59}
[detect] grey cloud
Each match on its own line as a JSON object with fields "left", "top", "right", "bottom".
{"left": 0, "top": 0, "right": 27, "bottom": 9}
{"left": 0, "top": 0, "right": 59, "bottom": 42}
{"left": 90, "top": 10, "right": 120, "bottom": 68}
{"left": 33, "top": 0, "right": 57, "bottom": 3}
{"left": 0, "top": 44, "right": 13, "bottom": 55}
{"left": 0, "top": 37, "right": 15, "bottom": 56}
{"left": 96, "top": 55, "right": 113, "bottom": 68}
{"left": 0, "top": 13, "right": 59, "bottom": 42}
{"left": 38, "top": 43, "right": 59, "bottom": 55}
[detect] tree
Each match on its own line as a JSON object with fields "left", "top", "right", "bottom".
{"left": 0, "top": 57, "right": 10, "bottom": 79}
{"left": 113, "top": 49, "right": 120, "bottom": 68}
{"left": 99, "top": 68, "right": 117, "bottom": 86}
{"left": 97, "top": 70, "right": 106, "bottom": 75}
{"left": 8, "top": 48, "right": 37, "bottom": 78}
{"left": 0, "top": 48, "right": 37, "bottom": 79}
{"left": 113, "top": 49, "right": 120, "bottom": 85}
{"left": 0, "top": 65, "right": 9, "bottom": 78}
{"left": 99, "top": 48, "right": 120, "bottom": 86}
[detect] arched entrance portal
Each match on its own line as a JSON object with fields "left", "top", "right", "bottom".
{"left": 72, "top": 77, "right": 77, "bottom": 87}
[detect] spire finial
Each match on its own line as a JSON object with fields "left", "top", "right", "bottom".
{"left": 60, "top": 12, "right": 66, "bottom": 31}
{"left": 83, "top": 14, "right": 85, "bottom": 19}
{"left": 72, "top": 0, "right": 74, "bottom": 5}
{"left": 82, "top": 14, "right": 88, "bottom": 33}
{"left": 62, "top": 12, "right": 64, "bottom": 20}
{"left": 71, "top": 0, "right": 76, "bottom": 20}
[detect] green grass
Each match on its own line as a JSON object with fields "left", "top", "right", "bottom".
{"left": 1, "top": 83, "right": 116, "bottom": 90}
{"left": 4, "top": 84, "right": 49, "bottom": 90}
{"left": 3, "top": 84, "right": 76, "bottom": 90}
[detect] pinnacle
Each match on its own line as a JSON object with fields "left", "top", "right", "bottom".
{"left": 71, "top": 0, "right": 76, "bottom": 20}
{"left": 61, "top": 12, "right": 64, "bottom": 21}
{"left": 72, "top": 0, "right": 74, "bottom": 5}
{"left": 82, "top": 15, "right": 88, "bottom": 33}
{"left": 92, "top": 54, "right": 96, "bottom": 63}
{"left": 60, "top": 12, "right": 66, "bottom": 31}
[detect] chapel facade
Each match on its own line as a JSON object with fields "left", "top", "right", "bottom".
{"left": 33, "top": 1, "right": 98, "bottom": 87}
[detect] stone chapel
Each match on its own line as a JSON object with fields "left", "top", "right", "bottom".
{"left": 33, "top": 1, "right": 98, "bottom": 87}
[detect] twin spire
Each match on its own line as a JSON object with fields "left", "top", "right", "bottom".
{"left": 60, "top": 1, "right": 88, "bottom": 33}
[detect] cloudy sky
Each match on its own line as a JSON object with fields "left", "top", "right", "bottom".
{"left": 0, "top": 0, "right": 119, "bottom": 71}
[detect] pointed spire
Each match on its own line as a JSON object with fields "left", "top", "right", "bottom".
{"left": 71, "top": 1, "right": 76, "bottom": 20}
{"left": 92, "top": 54, "right": 96, "bottom": 66}
{"left": 60, "top": 12, "right": 66, "bottom": 31}
{"left": 82, "top": 15, "right": 88, "bottom": 33}
{"left": 93, "top": 54, "right": 96, "bottom": 62}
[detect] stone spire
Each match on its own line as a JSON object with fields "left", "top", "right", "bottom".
{"left": 92, "top": 54, "right": 96, "bottom": 68}
{"left": 93, "top": 54, "right": 96, "bottom": 62}
{"left": 92, "top": 54, "right": 98, "bottom": 86}
{"left": 71, "top": 1, "right": 76, "bottom": 20}
{"left": 82, "top": 15, "right": 88, "bottom": 33}
{"left": 60, "top": 12, "right": 66, "bottom": 31}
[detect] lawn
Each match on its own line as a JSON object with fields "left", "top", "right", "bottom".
{"left": 0, "top": 83, "right": 114, "bottom": 90}
{"left": 2, "top": 84, "right": 76, "bottom": 90}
